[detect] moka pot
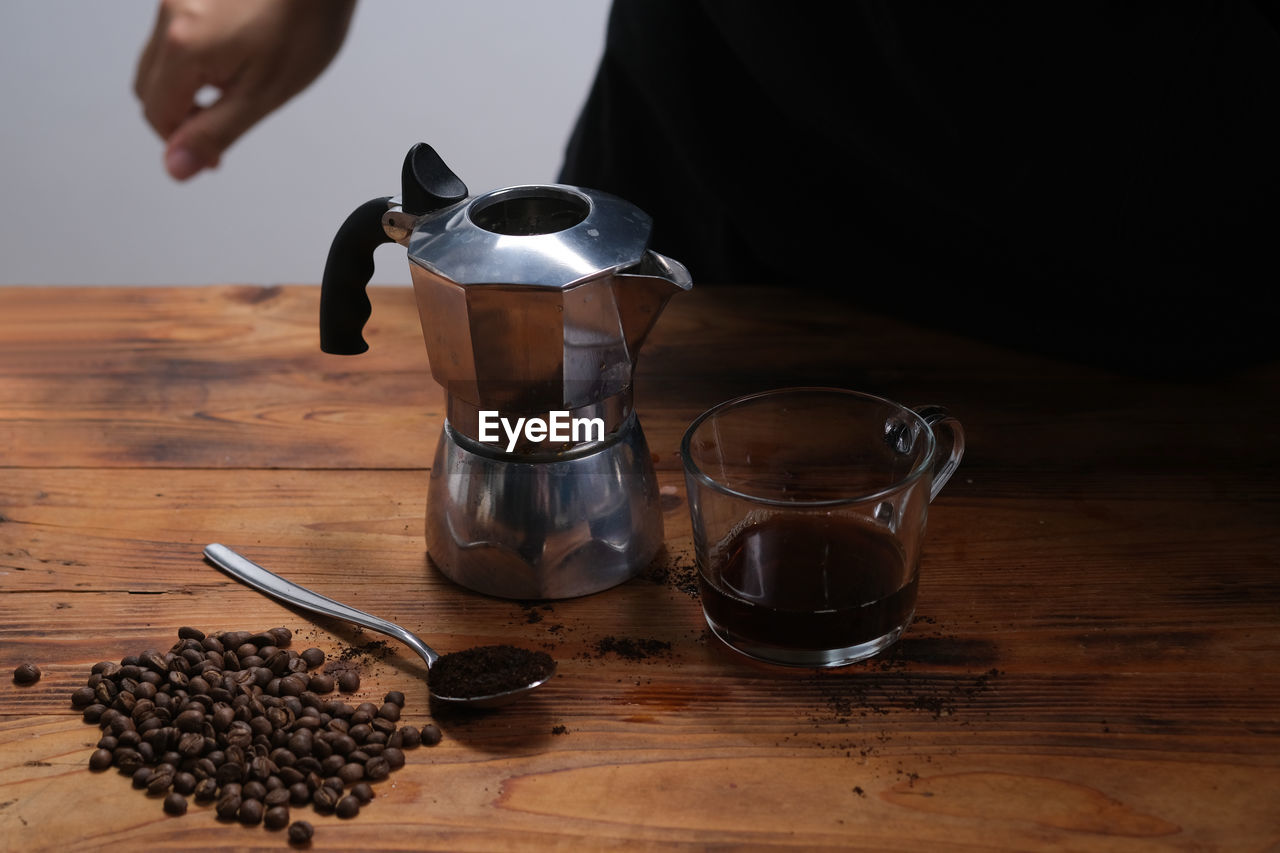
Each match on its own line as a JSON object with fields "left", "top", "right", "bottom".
{"left": 320, "top": 144, "right": 691, "bottom": 599}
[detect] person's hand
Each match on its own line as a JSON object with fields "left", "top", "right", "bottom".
{"left": 135, "top": 0, "right": 356, "bottom": 180}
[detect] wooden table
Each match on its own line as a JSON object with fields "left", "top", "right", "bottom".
{"left": 1, "top": 284, "right": 1277, "bottom": 851}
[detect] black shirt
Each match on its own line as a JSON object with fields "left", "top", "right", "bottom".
{"left": 560, "top": 1, "right": 1280, "bottom": 374}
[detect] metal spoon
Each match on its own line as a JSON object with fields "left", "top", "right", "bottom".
{"left": 202, "top": 543, "right": 555, "bottom": 709}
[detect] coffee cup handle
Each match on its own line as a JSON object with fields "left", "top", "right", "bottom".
{"left": 915, "top": 406, "right": 966, "bottom": 502}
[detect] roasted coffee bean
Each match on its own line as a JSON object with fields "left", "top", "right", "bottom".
{"left": 279, "top": 675, "right": 307, "bottom": 697}
{"left": 377, "top": 702, "right": 401, "bottom": 722}
{"left": 335, "top": 795, "right": 360, "bottom": 819}
{"left": 94, "top": 682, "right": 116, "bottom": 706}
{"left": 174, "top": 709, "right": 203, "bottom": 732}
{"left": 132, "top": 767, "right": 154, "bottom": 789}
{"left": 352, "top": 703, "right": 376, "bottom": 724}
{"left": 287, "top": 730, "right": 312, "bottom": 757}
{"left": 264, "top": 805, "right": 290, "bottom": 831}
{"left": 300, "top": 648, "right": 325, "bottom": 669}
{"left": 293, "top": 757, "right": 322, "bottom": 775}
{"left": 147, "top": 766, "right": 176, "bottom": 795}
{"left": 420, "top": 723, "right": 443, "bottom": 746}
{"left": 194, "top": 777, "right": 218, "bottom": 801}
{"left": 337, "top": 671, "right": 360, "bottom": 693}
{"left": 242, "top": 780, "right": 267, "bottom": 801}
{"left": 364, "top": 756, "right": 390, "bottom": 781}
{"left": 348, "top": 724, "right": 372, "bottom": 744}
{"left": 288, "top": 782, "right": 310, "bottom": 805}
{"left": 308, "top": 674, "right": 335, "bottom": 694}
{"left": 330, "top": 734, "right": 356, "bottom": 756}
{"left": 211, "top": 705, "right": 235, "bottom": 732}
{"left": 321, "top": 776, "right": 344, "bottom": 794}
{"left": 114, "top": 748, "right": 145, "bottom": 773}
{"left": 88, "top": 748, "right": 114, "bottom": 771}
{"left": 383, "top": 690, "right": 405, "bottom": 706}
{"left": 265, "top": 787, "right": 291, "bottom": 808}
{"left": 97, "top": 734, "right": 119, "bottom": 751}
{"left": 178, "top": 731, "right": 205, "bottom": 757}
{"left": 215, "top": 792, "right": 242, "bottom": 820}
{"left": 382, "top": 747, "right": 405, "bottom": 770}
{"left": 71, "top": 686, "right": 96, "bottom": 709}
{"left": 12, "top": 663, "right": 41, "bottom": 685}
{"left": 226, "top": 721, "right": 253, "bottom": 749}
{"left": 287, "top": 820, "right": 314, "bottom": 844}
{"left": 350, "top": 781, "right": 374, "bottom": 804}
{"left": 141, "top": 651, "right": 168, "bottom": 674}
{"left": 278, "top": 766, "right": 306, "bottom": 786}
{"left": 238, "top": 798, "right": 264, "bottom": 825}
{"left": 216, "top": 761, "right": 245, "bottom": 786}
{"left": 311, "top": 785, "right": 340, "bottom": 813}
{"left": 172, "top": 772, "right": 197, "bottom": 795}
{"left": 321, "top": 754, "right": 346, "bottom": 776}
{"left": 249, "top": 756, "right": 277, "bottom": 781}
{"left": 311, "top": 738, "right": 333, "bottom": 761}
{"left": 163, "top": 792, "right": 188, "bottom": 815}
{"left": 337, "top": 763, "right": 364, "bottom": 784}
{"left": 177, "top": 626, "right": 205, "bottom": 641}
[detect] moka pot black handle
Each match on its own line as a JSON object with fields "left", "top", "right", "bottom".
{"left": 319, "top": 143, "right": 468, "bottom": 355}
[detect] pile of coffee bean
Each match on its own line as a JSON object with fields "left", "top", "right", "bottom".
{"left": 71, "top": 626, "right": 441, "bottom": 844}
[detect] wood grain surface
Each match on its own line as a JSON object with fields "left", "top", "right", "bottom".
{"left": 1, "top": 284, "right": 1278, "bottom": 851}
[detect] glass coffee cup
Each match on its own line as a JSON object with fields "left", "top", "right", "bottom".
{"left": 680, "top": 388, "right": 965, "bottom": 667}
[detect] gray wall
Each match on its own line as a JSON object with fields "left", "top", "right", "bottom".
{"left": 0, "top": 1, "right": 609, "bottom": 285}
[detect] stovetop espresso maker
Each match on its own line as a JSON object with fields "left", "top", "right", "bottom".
{"left": 320, "top": 143, "right": 691, "bottom": 599}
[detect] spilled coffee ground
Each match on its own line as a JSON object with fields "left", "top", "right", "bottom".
{"left": 429, "top": 645, "right": 555, "bottom": 699}
{"left": 638, "top": 550, "right": 700, "bottom": 598}
{"left": 590, "top": 636, "right": 672, "bottom": 660}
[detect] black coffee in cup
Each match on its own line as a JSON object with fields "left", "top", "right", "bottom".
{"left": 700, "top": 514, "right": 917, "bottom": 659}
